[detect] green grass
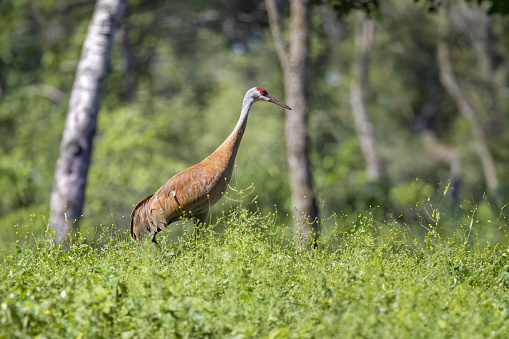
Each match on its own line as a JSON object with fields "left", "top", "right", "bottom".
{"left": 1, "top": 205, "right": 509, "bottom": 338}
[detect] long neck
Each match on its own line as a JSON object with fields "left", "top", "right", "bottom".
{"left": 208, "top": 94, "right": 254, "bottom": 169}
{"left": 233, "top": 93, "right": 254, "bottom": 136}
{"left": 222, "top": 95, "right": 253, "bottom": 156}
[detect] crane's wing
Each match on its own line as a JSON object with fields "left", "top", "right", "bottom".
{"left": 130, "top": 157, "right": 230, "bottom": 243}
{"left": 153, "top": 162, "right": 225, "bottom": 211}
{"left": 130, "top": 168, "right": 212, "bottom": 243}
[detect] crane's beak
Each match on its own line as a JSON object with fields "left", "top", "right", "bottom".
{"left": 265, "top": 94, "right": 292, "bottom": 110}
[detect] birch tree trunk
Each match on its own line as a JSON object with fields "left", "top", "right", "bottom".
{"left": 437, "top": 7, "right": 499, "bottom": 193}
{"left": 48, "top": 0, "right": 127, "bottom": 246}
{"left": 350, "top": 12, "right": 380, "bottom": 181}
{"left": 266, "top": 0, "right": 319, "bottom": 251}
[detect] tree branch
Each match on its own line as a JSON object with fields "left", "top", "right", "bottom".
{"left": 265, "top": 0, "right": 289, "bottom": 71}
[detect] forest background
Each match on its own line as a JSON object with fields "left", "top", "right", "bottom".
{"left": 0, "top": 0, "right": 508, "bottom": 246}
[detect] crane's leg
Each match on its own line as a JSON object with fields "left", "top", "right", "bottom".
{"left": 149, "top": 231, "right": 162, "bottom": 250}
{"left": 193, "top": 211, "right": 209, "bottom": 240}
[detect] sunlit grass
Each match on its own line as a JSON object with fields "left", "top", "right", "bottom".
{"left": 1, "top": 199, "right": 509, "bottom": 338}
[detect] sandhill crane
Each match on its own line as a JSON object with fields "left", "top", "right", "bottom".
{"left": 130, "top": 87, "right": 291, "bottom": 248}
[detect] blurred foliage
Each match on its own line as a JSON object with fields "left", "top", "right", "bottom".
{"left": 0, "top": 0, "right": 508, "bottom": 244}
{"left": 312, "top": 0, "right": 381, "bottom": 17}
{"left": 417, "top": 0, "right": 509, "bottom": 14}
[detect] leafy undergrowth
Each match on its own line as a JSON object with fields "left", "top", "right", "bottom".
{"left": 1, "top": 207, "right": 509, "bottom": 338}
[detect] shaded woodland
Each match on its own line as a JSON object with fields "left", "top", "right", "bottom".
{"left": 1, "top": 0, "right": 508, "bottom": 244}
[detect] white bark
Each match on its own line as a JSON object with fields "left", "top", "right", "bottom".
{"left": 48, "top": 0, "right": 127, "bottom": 246}
{"left": 350, "top": 12, "right": 380, "bottom": 181}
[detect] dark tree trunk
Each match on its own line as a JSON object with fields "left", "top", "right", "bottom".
{"left": 117, "top": 26, "right": 138, "bottom": 100}
{"left": 422, "top": 130, "right": 462, "bottom": 204}
{"left": 415, "top": 88, "right": 462, "bottom": 205}
{"left": 266, "top": 0, "right": 319, "bottom": 252}
{"left": 48, "top": 0, "right": 127, "bottom": 247}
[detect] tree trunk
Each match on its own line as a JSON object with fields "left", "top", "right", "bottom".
{"left": 437, "top": 8, "right": 498, "bottom": 194}
{"left": 449, "top": 0, "right": 502, "bottom": 132}
{"left": 350, "top": 12, "right": 380, "bottom": 181}
{"left": 48, "top": 0, "right": 127, "bottom": 247}
{"left": 266, "top": 0, "right": 319, "bottom": 251}
{"left": 117, "top": 26, "right": 138, "bottom": 100}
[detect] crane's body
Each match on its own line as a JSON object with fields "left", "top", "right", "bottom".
{"left": 130, "top": 87, "right": 291, "bottom": 248}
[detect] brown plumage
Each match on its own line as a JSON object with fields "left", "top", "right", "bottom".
{"left": 130, "top": 87, "right": 291, "bottom": 248}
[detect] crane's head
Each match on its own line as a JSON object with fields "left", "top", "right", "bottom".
{"left": 251, "top": 87, "right": 292, "bottom": 110}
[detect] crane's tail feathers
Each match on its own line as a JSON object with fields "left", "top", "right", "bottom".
{"left": 130, "top": 194, "right": 154, "bottom": 242}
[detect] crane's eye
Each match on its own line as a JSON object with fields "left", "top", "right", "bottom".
{"left": 256, "top": 87, "right": 268, "bottom": 96}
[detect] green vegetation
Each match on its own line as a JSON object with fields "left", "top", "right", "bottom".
{"left": 1, "top": 0, "right": 509, "bottom": 239}
{"left": 2, "top": 202, "right": 509, "bottom": 338}
{"left": 1, "top": 1, "right": 509, "bottom": 335}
